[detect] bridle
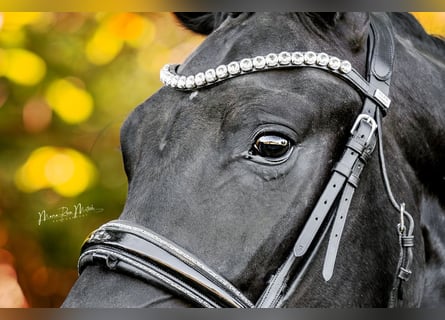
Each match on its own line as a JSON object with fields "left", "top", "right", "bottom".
{"left": 78, "top": 13, "right": 415, "bottom": 308}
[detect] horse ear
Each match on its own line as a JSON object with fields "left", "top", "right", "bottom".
{"left": 174, "top": 13, "right": 229, "bottom": 35}
{"left": 307, "top": 13, "right": 341, "bottom": 27}
{"left": 336, "top": 12, "right": 370, "bottom": 49}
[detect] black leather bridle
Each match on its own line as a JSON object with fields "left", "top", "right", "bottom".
{"left": 78, "top": 13, "right": 415, "bottom": 308}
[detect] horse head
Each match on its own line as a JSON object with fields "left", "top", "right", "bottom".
{"left": 62, "top": 13, "right": 445, "bottom": 307}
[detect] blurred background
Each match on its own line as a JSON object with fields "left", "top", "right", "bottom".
{"left": 0, "top": 12, "right": 443, "bottom": 307}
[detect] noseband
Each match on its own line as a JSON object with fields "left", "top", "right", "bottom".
{"left": 79, "top": 14, "right": 415, "bottom": 308}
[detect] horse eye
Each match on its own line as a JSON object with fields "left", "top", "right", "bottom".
{"left": 252, "top": 134, "right": 292, "bottom": 159}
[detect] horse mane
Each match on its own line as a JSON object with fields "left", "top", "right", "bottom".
{"left": 174, "top": 12, "right": 230, "bottom": 35}
{"left": 391, "top": 13, "right": 445, "bottom": 55}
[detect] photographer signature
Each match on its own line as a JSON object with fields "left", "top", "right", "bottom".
{"left": 37, "top": 203, "right": 104, "bottom": 226}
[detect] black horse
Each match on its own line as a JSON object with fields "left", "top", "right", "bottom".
{"left": 62, "top": 13, "right": 445, "bottom": 307}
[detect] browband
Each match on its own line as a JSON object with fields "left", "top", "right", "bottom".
{"left": 160, "top": 52, "right": 391, "bottom": 114}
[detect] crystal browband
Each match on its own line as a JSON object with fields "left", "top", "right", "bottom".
{"left": 160, "top": 51, "right": 353, "bottom": 90}
{"left": 159, "top": 50, "right": 391, "bottom": 112}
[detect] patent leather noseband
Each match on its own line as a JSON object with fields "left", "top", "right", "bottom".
{"left": 79, "top": 220, "right": 253, "bottom": 307}
{"left": 79, "top": 14, "right": 415, "bottom": 308}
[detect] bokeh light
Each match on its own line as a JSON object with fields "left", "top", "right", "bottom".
{"left": 0, "top": 12, "right": 44, "bottom": 30}
{"left": 0, "top": 49, "right": 46, "bottom": 86}
{"left": 85, "top": 22, "right": 124, "bottom": 65}
{"left": 45, "top": 78, "right": 93, "bottom": 124}
{"left": 15, "top": 147, "right": 96, "bottom": 197}
{"left": 412, "top": 12, "right": 445, "bottom": 34}
{"left": 22, "top": 99, "right": 52, "bottom": 133}
{"left": 107, "top": 13, "right": 155, "bottom": 46}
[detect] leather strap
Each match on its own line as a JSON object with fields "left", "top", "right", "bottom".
{"left": 293, "top": 116, "right": 377, "bottom": 257}
{"left": 257, "top": 13, "right": 397, "bottom": 308}
{"left": 257, "top": 113, "right": 379, "bottom": 307}
{"left": 321, "top": 12, "right": 395, "bottom": 282}
{"left": 167, "top": 63, "right": 391, "bottom": 113}
{"left": 79, "top": 220, "right": 254, "bottom": 308}
{"left": 322, "top": 137, "right": 376, "bottom": 281}
{"left": 80, "top": 247, "right": 220, "bottom": 307}
{"left": 367, "top": 14, "right": 415, "bottom": 307}
{"left": 293, "top": 12, "right": 394, "bottom": 262}
{"left": 370, "top": 14, "right": 395, "bottom": 82}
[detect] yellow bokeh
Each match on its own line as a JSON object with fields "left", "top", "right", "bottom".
{"left": 0, "top": 12, "right": 44, "bottom": 31}
{"left": 106, "top": 13, "right": 155, "bottom": 47}
{"left": 85, "top": 23, "right": 123, "bottom": 65}
{"left": 44, "top": 153, "right": 75, "bottom": 185}
{"left": 0, "top": 29, "right": 27, "bottom": 47}
{"left": 0, "top": 48, "right": 46, "bottom": 86}
{"left": 107, "top": 13, "right": 144, "bottom": 41}
{"left": 15, "top": 147, "right": 96, "bottom": 197}
{"left": 85, "top": 13, "right": 156, "bottom": 65}
{"left": 411, "top": 12, "right": 445, "bottom": 36}
{"left": 15, "top": 147, "right": 56, "bottom": 192}
{"left": 45, "top": 78, "right": 93, "bottom": 124}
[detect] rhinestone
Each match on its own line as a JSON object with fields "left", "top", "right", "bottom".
{"left": 227, "top": 61, "right": 240, "bottom": 75}
{"left": 328, "top": 57, "right": 341, "bottom": 70}
{"left": 216, "top": 65, "right": 228, "bottom": 78}
{"left": 170, "top": 75, "right": 179, "bottom": 88}
{"left": 92, "top": 230, "right": 111, "bottom": 241}
{"left": 291, "top": 52, "right": 304, "bottom": 65}
{"left": 185, "top": 76, "right": 195, "bottom": 89}
{"left": 317, "top": 53, "right": 329, "bottom": 66}
{"left": 195, "top": 73, "right": 206, "bottom": 86}
{"left": 240, "top": 58, "right": 253, "bottom": 72}
{"left": 177, "top": 76, "right": 186, "bottom": 89}
{"left": 161, "top": 71, "right": 169, "bottom": 84}
{"left": 160, "top": 70, "right": 167, "bottom": 83}
{"left": 165, "top": 74, "right": 172, "bottom": 86}
{"left": 161, "top": 64, "right": 169, "bottom": 72}
{"left": 278, "top": 51, "right": 291, "bottom": 65}
{"left": 168, "top": 73, "right": 175, "bottom": 85}
{"left": 253, "top": 56, "right": 266, "bottom": 69}
{"left": 266, "top": 53, "right": 278, "bottom": 66}
{"left": 340, "top": 60, "right": 352, "bottom": 73}
{"left": 205, "top": 69, "right": 217, "bottom": 82}
{"left": 304, "top": 51, "right": 317, "bottom": 65}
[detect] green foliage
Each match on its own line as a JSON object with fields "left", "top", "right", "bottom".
{"left": 0, "top": 12, "right": 202, "bottom": 307}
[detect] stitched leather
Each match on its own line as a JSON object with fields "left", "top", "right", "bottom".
{"left": 293, "top": 120, "right": 374, "bottom": 257}
{"left": 322, "top": 185, "right": 355, "bottom": 281}
{"left": 322, "top": 138, "right": 376, "bottom": 281}
{"left": 79, "top": 221, "right": 254, "bottom": 308}
{"left": 255, "top": 253, "right": 296, "bottom": 307}
{"left": 258, "top": 13, "right": 396, "bottom": 308}
{"left": 370, "top": 14, "right": 395, "bottom": 81}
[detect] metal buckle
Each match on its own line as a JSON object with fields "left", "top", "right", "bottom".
{"left": 350, "top": 114, "right": 378, "bottom": 146}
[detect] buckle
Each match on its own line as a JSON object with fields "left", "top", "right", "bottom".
{"left": 350, "top": 114, "right": 378, "bottom": 146}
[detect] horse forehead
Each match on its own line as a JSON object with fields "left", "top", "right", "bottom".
{"left": 179, "top": 13, "right": 319, "bottom": 74}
